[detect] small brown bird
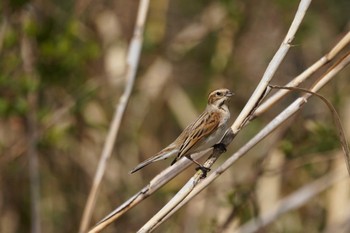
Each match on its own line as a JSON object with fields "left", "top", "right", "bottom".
{"left": 130, "top": 88, "right": 233, "bottom": 174}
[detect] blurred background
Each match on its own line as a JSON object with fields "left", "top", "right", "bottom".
{"left": 1, "top": 0, "right": 350, "bottom": 232}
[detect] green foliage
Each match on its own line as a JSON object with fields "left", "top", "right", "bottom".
{"left": 37, "top": 19, "right": 100, "bottom": 89}
{"left": 273, "top": 0, "right": 299, "bottom": 9}
{"left": 0, "top": 12, "right": 100, "bottom": 119}
{"left": 280, "top": 139, "right": 294, "bottom": 155}
{"left": 3, "top": 27, "right": 18, "bottom": 48}
{"left": 6, "top": 0, "right": 30, "bottom": 10}
{"left": 220, "top": 0, "right": 245, "bottom": 23}
{"left": 307, "top": 121, "right": 339, "bottom": 153}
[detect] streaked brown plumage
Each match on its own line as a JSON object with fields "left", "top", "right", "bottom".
{"left": 130, "top": 88, "right": 233, "bottom": 174}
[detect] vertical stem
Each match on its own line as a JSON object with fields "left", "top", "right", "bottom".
{"left": 79, "top": 0, "right": 150, "bottom": 232}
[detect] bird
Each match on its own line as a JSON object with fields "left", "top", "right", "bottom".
{"left": 130, "top": 88, "right": 233, "bottom": 174}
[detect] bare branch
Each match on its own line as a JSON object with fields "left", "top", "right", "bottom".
{"left": 237, "top": 168, "right": 348, "bottom": 233}
{"left": 269, "top": 60, "right": 350, "bottom": 175}
{"left": 79, "top": 0, "right": 150, "bottom": 232}
{"left": 231, "top": 0, "right": 312, "bottom": 133}
{"left": 88, "top": 151, "right": 208, "bottom": 233}
{"left": 254, "top": 31, "right": 350, "bottom": 116}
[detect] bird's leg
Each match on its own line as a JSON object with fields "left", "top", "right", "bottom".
{"left": 213, "top": 143, "right": 227, "bottom": 153}
{"left": 195, "top": 166, "right": 211, "bottom": 178}
{"left": 185, "top": 155, "right": 211, "bottom": 177}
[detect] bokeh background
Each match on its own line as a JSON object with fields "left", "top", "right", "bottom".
{"left": 1, "top": 0, "right": 350, "bottom": 232}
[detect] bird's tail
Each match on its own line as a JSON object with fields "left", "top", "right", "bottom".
{"left": 129, "top": 146, "right": 178, "bottom": 174}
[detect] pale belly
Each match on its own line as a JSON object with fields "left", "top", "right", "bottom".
{"left": 192, "top": 123, "right": 229, "bottom": 153}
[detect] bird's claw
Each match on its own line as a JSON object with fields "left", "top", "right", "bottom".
{"left": 214, "top": 143, "right": 227, "bottom": 153}
{"left": 195, "top": 166, "right": 211, "bottom": 178}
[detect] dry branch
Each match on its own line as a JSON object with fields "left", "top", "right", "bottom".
{"left": 231, "top": 0, "right": 312, "bottom": 133}
{"left": 237, "top": 168, "right": 348, "bottom": 233}
{"left": 88, "top": 151, "right": 208, "bottom": 233}
{"left": 254, "top": 31, "right": 350, "bottom": 116}
{"left": 79, "top": 0, "right": 150, "bottom": 232}
{"left": 269, "top": 80, "right": 350, "bottom": 175}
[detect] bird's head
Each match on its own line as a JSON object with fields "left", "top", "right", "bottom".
{"left": 207, "top": 88, "right": 234, "bottom": 108}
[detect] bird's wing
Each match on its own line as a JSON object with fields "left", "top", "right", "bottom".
{"left": 171, "top": 111, "right": 220, "bottom": 165}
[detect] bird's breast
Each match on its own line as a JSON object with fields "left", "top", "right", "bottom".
{"left": 193, "top": 117, "right": 230, "bottom": 153}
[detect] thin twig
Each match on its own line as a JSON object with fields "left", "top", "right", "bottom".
{"left": 231, "top": 0, "right": 312, "bottom": 133}
{"left": 254, "top": 31, "right": 350, "bottom": 116}
{"left": 88, "top": 151, "right": 208, "bottom": 232}
{"left": 269, "top": 78, "right": 350, "bottom": 175}
{"left": 79, "top": 0, "right": 150, "bottom": 232}
{"left": 237, "top": 168, "right": 348, "bottom": 233}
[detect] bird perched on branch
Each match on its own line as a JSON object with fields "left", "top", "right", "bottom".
{"left": 130, "top": 88, "right": 233, "bottom": 175}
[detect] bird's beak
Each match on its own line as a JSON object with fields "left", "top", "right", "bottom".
{"left": 226, "top": 91, "right": 234, "bottom": 97}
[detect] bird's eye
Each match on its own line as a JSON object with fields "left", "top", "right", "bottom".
{"left": 216, "top": 92, "right": 222, "bottom": 96}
